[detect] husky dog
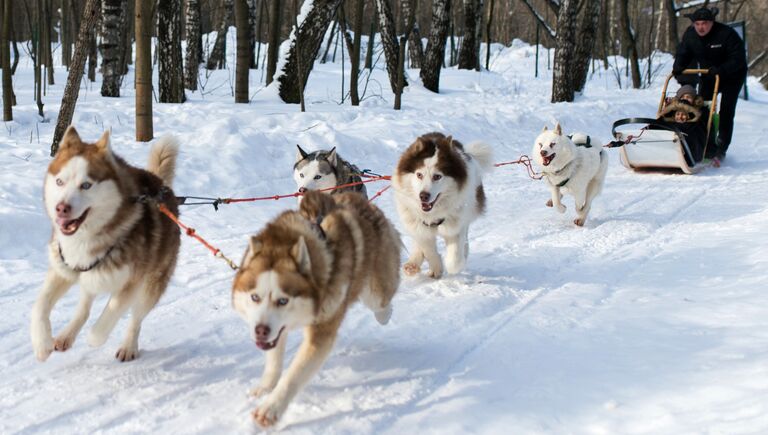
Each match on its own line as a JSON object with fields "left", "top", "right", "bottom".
{"left": 532, "top": 123, "right": 608, "bottom": 226}
{"left": 30, "top": 127, "right": 181, "bottom": 362}
{"left": 231, "top": 190, "right": 401, "bottom": 428}
{"left": 392, "top": 132, "right": 493, "bottom": 278}
{"left": 293, "top": 145, "right": 367, "bottom": 203}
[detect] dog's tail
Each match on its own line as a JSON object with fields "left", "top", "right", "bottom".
{"left": 147, "top": 136, "right": 180, "bottom": 187}
{"left": 466, "top": 141, "right": 494, "bottom": 173}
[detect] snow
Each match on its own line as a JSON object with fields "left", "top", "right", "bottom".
{"left": 2, "top": 34, "right": 768, "bottom": 434}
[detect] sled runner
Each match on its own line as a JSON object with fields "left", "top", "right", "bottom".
{"left": 611, "top": 69, "right": 720, "bottom": 174}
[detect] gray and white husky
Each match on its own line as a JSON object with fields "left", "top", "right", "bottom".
{"left": 293, "top": 145, "right": 367, "bottom": 203}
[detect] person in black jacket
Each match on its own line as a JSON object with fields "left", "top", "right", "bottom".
{"left": 672, "top": 7, "right": 747, "bottom": 164}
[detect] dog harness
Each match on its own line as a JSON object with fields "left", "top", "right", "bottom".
{"left": 422, "top": 218, "right": 445, "bottom": 227}
{"left": 58, "top": 243, "right": 116, "bottom": 273}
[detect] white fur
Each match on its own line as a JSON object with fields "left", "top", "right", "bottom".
{"left": 532, "top": 124, "right": 609, "bottom": 226}
{"left": 393, "top": 142, "right": 492, "bottom": 278}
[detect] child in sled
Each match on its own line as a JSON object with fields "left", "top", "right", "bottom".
{"left": 657, "top": 84, "right": 708, "bottom": 164}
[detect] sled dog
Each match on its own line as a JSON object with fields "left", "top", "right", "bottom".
{"left": 392, "top": 132, "right": 493, "bottom": 278}
{"left": 293, "top": 145, "right": 367, "bottom": 203}
{"left": 532, "top": 123, "right": 608, "bottom": 226}
{"left": 231, "top": 190, "right": 401, "bottom": 427}
{"left": 30, "top": 127, "right": 181, "bottom": 362}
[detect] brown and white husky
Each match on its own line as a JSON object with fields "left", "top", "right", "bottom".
{"left": 231, "top": 190, "right": 401, "bottom": 428}
{"left": 30, "top": 126, "right": 181, "bottom": 362}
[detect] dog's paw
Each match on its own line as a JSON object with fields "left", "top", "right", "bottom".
{"left": 115, "top": 344, "right": 139, "bottom": 362}
{"left": 403, "top": 262, "right": 421, "bottom": 276}
{"left": 556, "top": 204, "right": 566, "bottom": 213}
{"left": 252, "top": 395, "right": 287, "bottom": 428}
{"left": 248, "top": 385, "right": 274, "bottom": 398}
{"left": 53, "top": 333, "right": 76, "bottom": 352}
{"left": 427, "top": 268, "right": 443, "bottom": 279}
{"left": 546, "top": 199, "right": 553, "bottom": 207}
{"left": 574, "top": 217, "right": 585, "bottom": 227}
{"left": 374, "top": 304, "right": 393, "bottom": 325}
{"left": 32, "top": 335, "right": 54, "bottom": 362}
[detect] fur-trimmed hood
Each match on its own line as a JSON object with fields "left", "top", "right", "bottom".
{"left": 659, "top": 96, "right": 704, "bottom": 123}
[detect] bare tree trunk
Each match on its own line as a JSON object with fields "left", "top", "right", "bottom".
{"left": 420, "top": 0, "right": 450, "bottom": 93}
{"left": 458, "top": 0, "right": 482, "bottom": 70}
{"left": 265, "top": 0, "right": 282, "bottom": 85}
{"left": 485, "top": 0, "right": 494, "bottom": 70}
{"left": 247, "top": 0, "right": 257, "bottom": 67}
{"left": 235, "top": 0, "right": 250, "bottom": 102}
{"left": 62, "top": 0, "right": 72, "bottom": 68}
{"left": 158, "top": 0, "right": 185, "bottom": 102}
{"left": 207, "top": 0, "right": 233, "bottom": 70}
{"left": 43, "top": 0, "right": 54, "bottom": 85}
{"left": 350, "top": 0, "right": 363, "bottom": 105}
{"left": 374, "top": 0, "right": 403, "bottom": 93}
{"left": 364, "top": 15, "right": 375, "bottom": 70}
{"left": 184, "top": 0, "right": 201, "bottom": 90}
{"left": 100, "top": 0, "right": 124, "bottom": 97}
{"left": 51, "top": 0, "right": 100, "bottom": 155}
{"left": 551, "top": 0, "right": 578, "bottom": 102}
{"left": 135, "top": 0, "right": 153, "bottom": 141}
{"left": 572, "top": 0, "right": 601, "bottom": 92}
{"left": 618, "top": 0, "right": 641, "bottom": 88}
{"left": 665, "top": 0, "right": 678, "bottom": 53}
{"left": 277, "top": 0, "right": 342, "bottom": 103}
{"left": 254, "top": 0, "right": 265, "bottom": 68}
{"left": 120, "top": 0, "right": 133, "bottom": 74}
{"left": 401, "top": 0, "right": 423, "bottom": 68}
{"left": 320, "top": 18, "right": 338, "bottom": 64}
{"left": 87, "top": 19, "right": 97, "bottom": 82}
{"left": 2, "top": 0, "right": 12, "bottom": 121}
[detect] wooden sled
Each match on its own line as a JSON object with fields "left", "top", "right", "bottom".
{"left": 613, "top": 69, "right": 720, "bottom": 174}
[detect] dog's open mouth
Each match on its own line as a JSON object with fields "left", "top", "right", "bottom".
{"left": 542, "top": 153, "right": 556, "bottom": 166}
{"left": 56, "top": 209, "right": 90, "bottom": 236}
{"left": 421, "top": 194, "right": 440, "bottom": 212}
{"left": 255, "top": 326, "right": 285, "bottom": 351}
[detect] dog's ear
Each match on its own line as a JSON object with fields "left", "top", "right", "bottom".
{"left": 94, "top": 129, "right": 112, "bottom": 153}
{"left": 445, "top": 135, "right": 454, "bottom": 148}
{"left": 541, "top": 126, "right": 548, "bottom": 133}
{"left": 326, "top": 147, "right": 338, "bottom": 166}
{"left": 296, "top": 145, "right": 309, "bottom": 162}
{"left": 413, "top": 137, "right": 426, "bottom": 152}
{"left": 240, "top": 236, "right": 262, "bottom": 267}
{"left": 291, "top": 236, "right": 312, "bottom": 275}
{"left": 56, "top": 125, "right": 82, "bottom": 155}
{"left": 554, "top": 123, "right": 562, "bottom": 136}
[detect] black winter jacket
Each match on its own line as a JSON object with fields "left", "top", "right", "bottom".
{"left": 673, "top": 22, "right": 747, "bottom": 81}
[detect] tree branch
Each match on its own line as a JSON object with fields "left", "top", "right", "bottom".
{"left": 519, "top": 0, "right": 556, "bottom": 38}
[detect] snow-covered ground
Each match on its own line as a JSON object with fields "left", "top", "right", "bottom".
{"left": 2, "top": 32, "right": 768, "bottom": 434}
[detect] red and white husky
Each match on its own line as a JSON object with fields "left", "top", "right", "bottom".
{"left": 30, "top": 127, "right": 181, "bottom": 362}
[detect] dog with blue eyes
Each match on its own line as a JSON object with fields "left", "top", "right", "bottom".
{"left": 292, "top": 145, "right": 367, "bottom": 204}
{"left": 231, "top": 190, "right": 401, "bottom": 428}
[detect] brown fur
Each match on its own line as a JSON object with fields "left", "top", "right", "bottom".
{"left": 396, "top": 132, "right": 469, "bottom": 188}
{"left": 659, "top": 96, "right": 704, "bottom": 123}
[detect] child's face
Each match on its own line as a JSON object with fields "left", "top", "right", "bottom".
{"left": 675, "top": 111, "right": 688, "bottom": 123}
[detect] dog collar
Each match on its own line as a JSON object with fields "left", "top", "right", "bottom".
{"left": 422, "top": 218, "right": 445, "bottom": 227}
{"left": 556, "top": 177, "right": 570, "bottom": 187}
{"left": 58, "top": 243, "right": 116, "bottom": 273}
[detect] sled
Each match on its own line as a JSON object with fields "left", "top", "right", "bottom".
{"left": 612, "top": 69, "right": 720, "bottom": 174}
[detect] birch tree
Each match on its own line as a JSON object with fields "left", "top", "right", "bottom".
{"left": 374, "top": 0, "right": 403, "bottom": 93}
{"left": 551, "top": 0, "right": 578, "bottom": 102}
{"left": 158, "top": 0, "right": 185, "bottom": 102}
{"left": 135, "top": 0, "right": 153, "bottom": 141}
{"left": 420, "top": 0, "right": 451, "bottom": 93}
{"left": 184, "top": 0, "right": 201, "bottom": 90}
{"left": 100, "top": 0, "right": 125, "bottom": 97}
{"left": 235, "top": 0, "right": 250, "bottom": 102}
{"left": 458, "top": 0, "right": 483, "bottom": 70}
{"left": 207, "top": 0, "right": 233, "bottom": 70}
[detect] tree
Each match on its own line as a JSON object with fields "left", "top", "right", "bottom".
{"left": 349, "top": 0, "right": 364, "bottom": 105}
{"left": 135, "top": 0, "right": 153, "bottom": 141}
{"left": 572, "top": 0, "right": 601, "bottom": 92}
{"left": 551, "top": 0, "right": 578, "bottom": 102}
{"left": 158, "top": 0, "right": 185, "bottom": 103}
{"left": 2, "top": 0, "right": 12, "bottom": 121}
{"left": 458, "top": 0, "right": 483, "bottom": 70}
{"left": 184, "top": 0, "right": 201, "bottom": 90}
{"left": 277, "top": 0, "right": 342, "bottom": 104}
{"left": 42, "top": 0, "right": 54, "bottom": 85}
{"left": 265, "top": 0, "right": 282, "bottom": 85}
{"left": 207, "top": 0, "right": 233, "bottom": 70}
{"left": 420, "top": 0, "right": 451, "bottom": 93}
{"left": 618, "top": 0, "right": 641, "bottom": 88}
{"left": 401, "top": 0, "right": 423, "bottom": 68}
{"left": 374, "top": 0, "right": 403, "bottom": 93}
{"left": 50, "top": 0, "right": 100, "bottom": 156}
{"left": 100, "top": 0, "right": 125, "bottom": 97}
{"left": 235, "top": 0, "right": 250, "bottom": 102}
{"left": 664, "top": 0, "right": 679, "bottom": 53}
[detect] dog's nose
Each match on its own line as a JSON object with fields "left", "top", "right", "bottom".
{"left": 255, "top": 324, "right": 271, "bottom": 341}
{"left": 540, "top": 150, "right": 548, "bottom": 157}
{"left": 419, "top": 192, "right": 430, "bottom": 202}
{"left": 298, "top": 187, "right": 307, "bottom": 193}
{"left": 56, "top": 202, "right": 71, "bottom": 217}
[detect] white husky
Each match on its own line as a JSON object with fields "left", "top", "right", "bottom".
{"left": 392, "top": 132, "right": 493, "bottom": 278}
{"left": 532, "top": 123, "right": 608, "bottom": 226}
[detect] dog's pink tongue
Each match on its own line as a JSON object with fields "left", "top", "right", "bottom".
{"left": 56, "top": 217, "right": 71, "bottom": 227}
